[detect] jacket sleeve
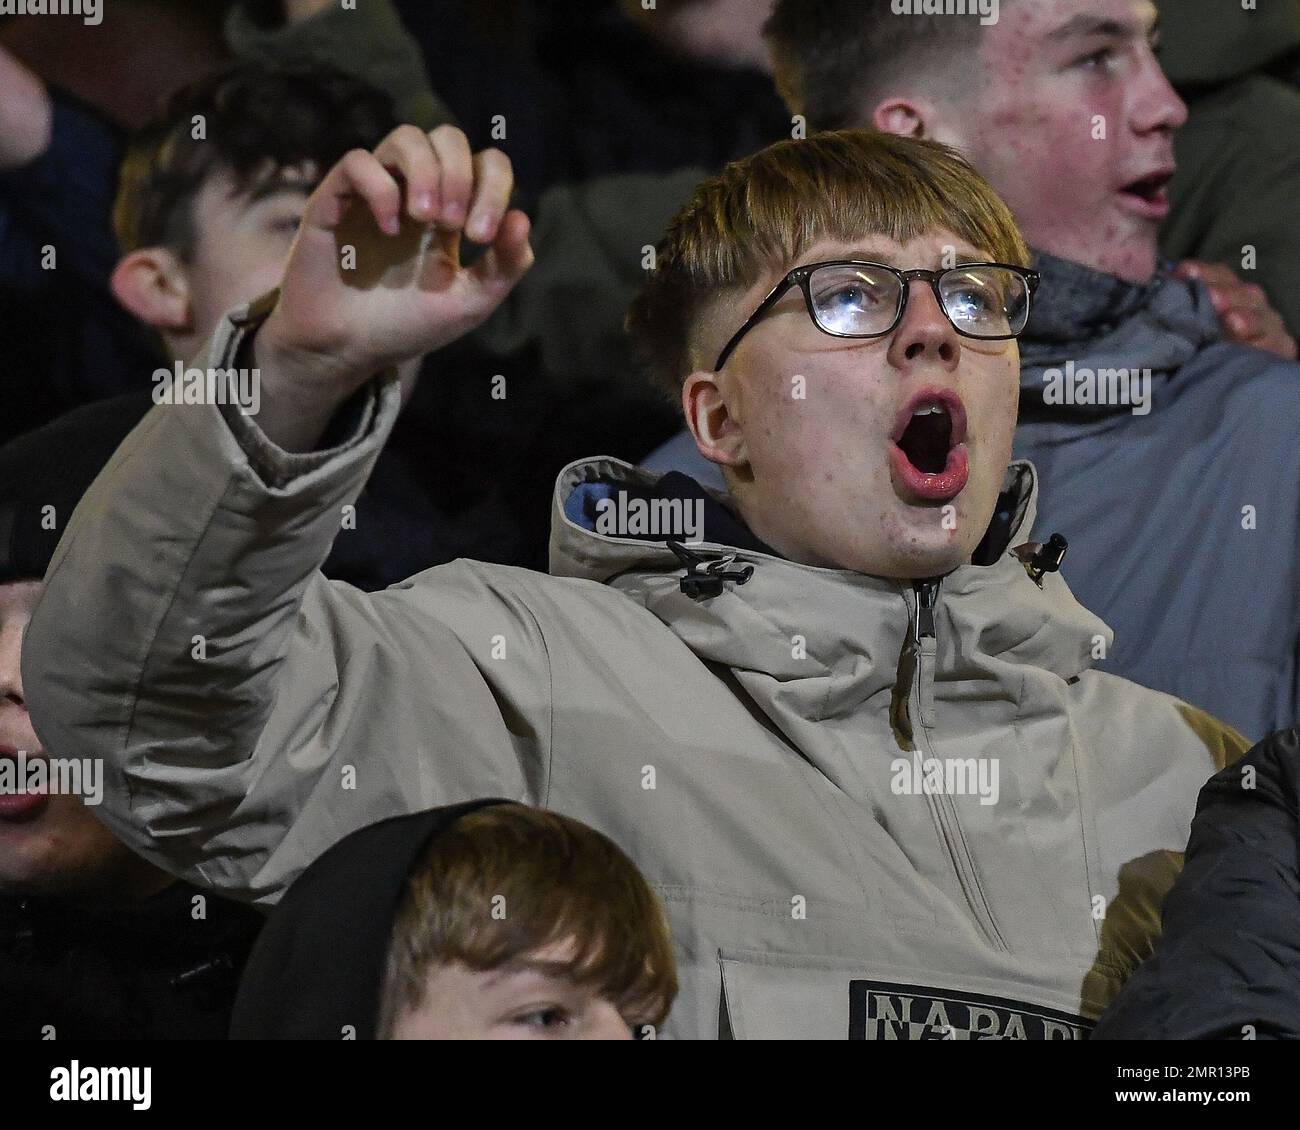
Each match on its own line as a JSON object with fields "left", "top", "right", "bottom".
{"left": 1092, "top": 729, "right": 1300, "bottom": 1040}
{"left": 225, "top": 0, "right": 456, "bottom": 131}
{"left": 21, "top": 308, "right": 553, "bottom": 906}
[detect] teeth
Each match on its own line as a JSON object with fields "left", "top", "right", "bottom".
{"left": 913, "top": 404, "right": 947, "bottom": 416}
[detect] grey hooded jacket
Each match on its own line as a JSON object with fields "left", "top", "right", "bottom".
{"left": 22, "top": 306, "right": 1249, "bottom": 1039}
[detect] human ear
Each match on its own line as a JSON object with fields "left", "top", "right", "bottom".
{"left": 110, "top": 246, "right": 193, "bottom": 332}
{"left": 682, "top": 371, "right": 748, "bottom": 468}
{"left": 872, "top": 97, "right": 928, "bottom": 139}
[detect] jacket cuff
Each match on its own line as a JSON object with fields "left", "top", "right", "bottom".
{"left": 204, "top": 295, "right": 398, "bottom": 490}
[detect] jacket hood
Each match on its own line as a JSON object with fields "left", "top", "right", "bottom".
{"left": 1018, "top": 252, "right": 1221, "bottom": 419}
{"left": 550, "top": 456, "right": 1112, "bottom": 694}
{"left": 229, "top": 799, "right": 507, "bottom": 1039}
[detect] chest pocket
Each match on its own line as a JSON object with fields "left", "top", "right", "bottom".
{"left": 717, "top": 949, "right": 1094, "bottom": 1040}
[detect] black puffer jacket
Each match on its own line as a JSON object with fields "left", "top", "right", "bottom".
{"left": 1093, "top": 729, "right": 1300, "bottom": 1040}
{"left": 0, "top": 881, "right": 263, "bottom": 1040}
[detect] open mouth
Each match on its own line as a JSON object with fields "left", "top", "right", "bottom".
{"left": 898, "top": 405, "right": 954, "bottom": 474}
{"left": 0, "top": 749, "right": 49, "bottom": 822}
{"left": 889, "top": 389, "right": 970, "bottom": 503}
{"left": 1118, "top": 170, "right": 1174, "bottom": 216}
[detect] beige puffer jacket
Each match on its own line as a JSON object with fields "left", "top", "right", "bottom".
{"left": 24, "top": 308, "right": 1248, "bottom": 1039}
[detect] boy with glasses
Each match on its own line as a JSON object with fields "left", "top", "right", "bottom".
{"left": 24, "top": 125, "right": 1247, "bottom": 1039}
{"left": 649, "top": 0, "right": 1300, "bottom": 742}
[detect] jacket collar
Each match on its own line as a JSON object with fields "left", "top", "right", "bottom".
{"left": 549, "top": 457, "right": 1111, "bottom": 689}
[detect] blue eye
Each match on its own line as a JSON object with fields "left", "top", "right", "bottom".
{"left": 829, "top": 284, "right": 869, "bottom": 309}
{"left": 949, "top": 286, "right": 997, "bottom": 317}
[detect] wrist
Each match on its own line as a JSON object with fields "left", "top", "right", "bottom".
{"left": 246, "top": 312, "right": 350, "bottom": 453}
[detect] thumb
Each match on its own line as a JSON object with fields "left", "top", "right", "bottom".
{"left": 466, "top": 210, "right": 534, "bottom": 301}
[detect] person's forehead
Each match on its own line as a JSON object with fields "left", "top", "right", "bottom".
{"left": 197, "top": 159, "right": 317, "bottom": 218}
{"left": 480, "top": 937, "right": 584, "bottom": 984}
{"left": 999, "top": 0, "right": 1158, "bottom": 42}
{"left": 774, "top": 232, "right": 992, "bottom": 283}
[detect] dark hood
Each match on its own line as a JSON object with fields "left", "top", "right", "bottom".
{"left": 0, "top": 392, "right": 153, "bottom": 584}
{"left": 229, "top": 799, "right": 508, "bottom": 1040}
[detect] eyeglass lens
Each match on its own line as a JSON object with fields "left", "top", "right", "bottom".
{"left": 807, "top": 264, "right": 1029, "bottom": 339}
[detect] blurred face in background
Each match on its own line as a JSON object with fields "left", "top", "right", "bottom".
{"left": 0, "top": 581, "right": 165, "bottom": 900}
{"left": 872, "top": 0, "right": 1185, "bottom": 282}
{"left": 623, "top": 0, "right": 774, "bottom": 72}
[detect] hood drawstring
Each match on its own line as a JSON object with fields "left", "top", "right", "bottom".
{"left": 667, "top": 541, "right": 755, "bottom": 599}
{"left": 1013, "top": 533, "right": 1069, "bottom": 588}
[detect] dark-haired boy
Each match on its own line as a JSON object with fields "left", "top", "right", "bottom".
{"left": 0, "top": 0, "right": 454, "bottom": 446}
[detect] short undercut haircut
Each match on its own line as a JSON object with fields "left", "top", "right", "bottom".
{"left": 765, "top": 0, "right": 1001, "bottom": 130}
{"left": 625, "top": 128, "right": 1029, "bottom": 401}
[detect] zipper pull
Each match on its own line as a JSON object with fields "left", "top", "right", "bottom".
{"left": 910, "top": 579, "right": 941, "bottom": 730}
{"left": 913, "top": 579, "right": 940, "bottom": 644}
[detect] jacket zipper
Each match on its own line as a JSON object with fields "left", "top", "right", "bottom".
{"left": 907, "top": 579, "right": 1010, "bottom": 954}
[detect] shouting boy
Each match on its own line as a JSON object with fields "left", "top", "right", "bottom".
{"left": 24, "top": 125, "right": 1247, "bottom": 1038}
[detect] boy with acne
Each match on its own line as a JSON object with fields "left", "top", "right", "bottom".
{"left": 24, "top": 125, "right": 1248, "bottom": 1038}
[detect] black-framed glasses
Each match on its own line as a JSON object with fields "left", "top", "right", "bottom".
{"left": 713, "top": 260, "right": 1041, "bottom": 370}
